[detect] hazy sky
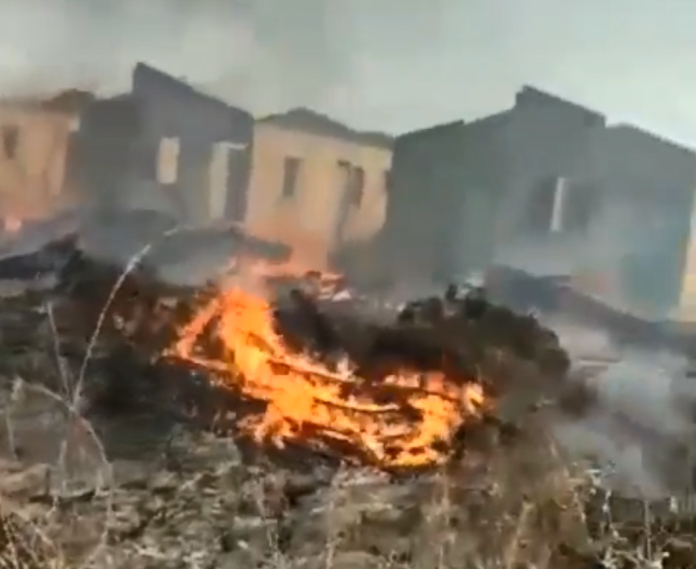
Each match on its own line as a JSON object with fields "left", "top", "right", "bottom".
{"left": 1, "top": 0, "right": 695, "bottom": 144}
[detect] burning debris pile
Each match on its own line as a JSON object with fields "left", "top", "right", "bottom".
{"left": 51, "top": 249, "right": 571, "bottom": 472}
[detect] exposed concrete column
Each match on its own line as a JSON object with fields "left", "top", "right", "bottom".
{"left": 208, "top": 141, "right": 247, "bottom": 221}
{"left": 157, "top": 137, "right": 179, "bottom": 185}
{"left": 549, "top": 176, "right": 567, "bottom": 232}
{"left": 676, "top": 201, "right": 696, "bottom": 320}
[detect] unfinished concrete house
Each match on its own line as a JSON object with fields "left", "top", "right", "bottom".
{"left": 0, "top": 96, "right": 82, "bottom": 228}
{"left": 378, "top": 86, "right": 605, "bottom": 285}
{"left": 69, "top": 95, "right": 143, "bottom": 212}
{"left": 73, "top": 63, "right": 255, "bottom": 225}
{"left": 245, "top": 108, "right": 392, "bottom": 268}
{"left": 380, "top": 86, "right": 696, "bottom": 320}
{"left": 600, "top": 128, "right": 696, "bottom": 319}
{"left": 131, "top": 63, "right": 255, "bottom": 225}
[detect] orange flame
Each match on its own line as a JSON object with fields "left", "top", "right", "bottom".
{"left": 164, "top": 262, "right": 485, "bottom": 469}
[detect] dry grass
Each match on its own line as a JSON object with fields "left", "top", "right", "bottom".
{"left": 218, "top": 438, "right": 683, "bottom": 569}
{"left": 0, "top": 227, "right": 191, "bottom": 568}
{"left": 1, "top": 391, "right": 690, "bottom": 569}
{"left": 0, "top": 228, "right": 693, "bottom": 568}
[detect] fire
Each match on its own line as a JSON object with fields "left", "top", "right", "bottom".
{"left": 163, "top": 262, "right": 487, "bottom": 469}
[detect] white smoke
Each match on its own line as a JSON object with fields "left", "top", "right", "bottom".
{"left": 545, "top": 317, "right": 618, "bottom": 362}
{"left": 494, "top": 196, "right": 648, "bottom": 278}
{"left": 0, "top": 0, "right": 451, "bottom": 127}
{"left": 553, "top": 346, "right": 696, "bottom": 498}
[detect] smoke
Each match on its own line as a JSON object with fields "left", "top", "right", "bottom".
{"left": 548, "top": 315, "right": 696, "bottom": 499}
{"left": 488, "top": 190, "right": 680, "bottom": 318}
{"left": 552, "top": 344, "right": 696, "bottom": 499}
{"left": 2, "top": 0, "right": 696, "bottom": 140}
{"left": 493, "top": 195, "right": 645, "bottom": 277}
{"left": 546, "top": 318, "right": 617, "bottom": 362}
{"left": 0, "top": 0, "right": 451, "bottom": 126}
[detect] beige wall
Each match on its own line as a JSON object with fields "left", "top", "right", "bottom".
{"left": 677, "top": 207, "right": 696, "bottom": 320}
{"left": 0, "top": 105, "right": 76, "bottom": 221}
{"left": 245, "top": 122, "right": 392, "bottom": 267}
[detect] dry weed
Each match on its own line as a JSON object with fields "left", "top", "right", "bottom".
{"left": 1, "top": 225, "right": 694, "bottom": 568}
{"left": 0, "top": 224, "right": 196, "bottom": 568}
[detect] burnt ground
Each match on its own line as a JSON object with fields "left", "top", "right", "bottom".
{"left": 0, "top": 272, "right": 695, "bottom": 568}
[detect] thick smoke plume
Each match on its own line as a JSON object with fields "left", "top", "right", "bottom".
{"left": 3, "top": 0, "right": 696, "bottom": 138}
{"left": 0, "top": 0, "right": 449, "bottom": 130}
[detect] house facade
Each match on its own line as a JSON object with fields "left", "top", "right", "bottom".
{"left": 0, "top": 101, "right": 79, "bottom": 228}
{"left": 380, "top": 85, "right": 696, "bottom": 319}
{"left": 69, "top": 95, "right": 144, "bottom": 212}
{"left": 379, "top": 86, "right": 605, "bottom": 284}
{"left": 72, "top": 63, "right": 255, "bottom": 226}
{"left": 376, "top": 119, "right": 472, "bottom": 284}
{"left": 131, "top": 63, "right": 255, "bottom": 225}
{"left": 244, "top": 108, "right": 392, "bottom": 268}
{"left": 678, "top": 211, "right": 696, "bottom": 321}
{"left": 594, "top": 126, "right": 696, "bottom": 318}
